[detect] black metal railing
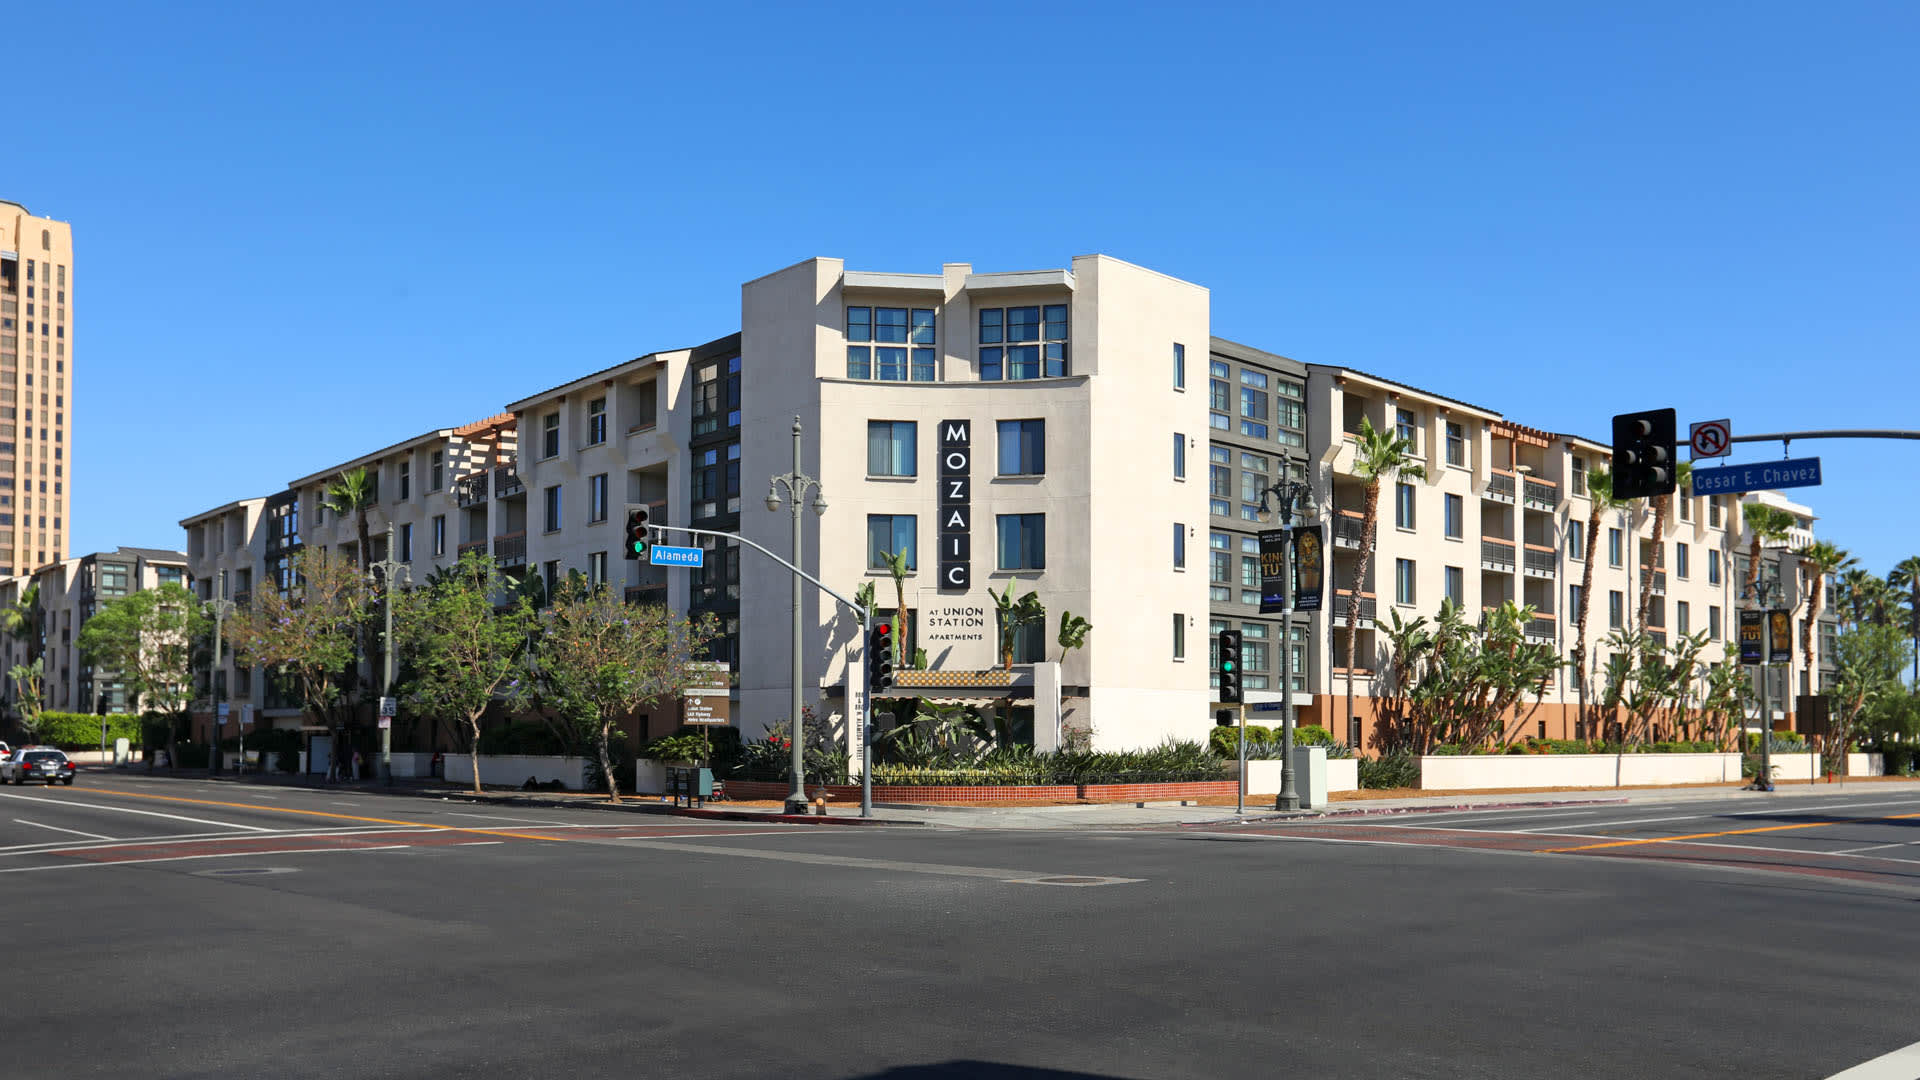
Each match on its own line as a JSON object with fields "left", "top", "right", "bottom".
{"left": 1523, "top": 478, "right": 1557, "bottom": 506}
{"left": 1485, "top": 473, "right": 1515, "bottom": 500}
{"left": 1526, "top": 617, "right": 1555, "bottom": 639}
{"left": 1481, "top": 538, "right": 1516, "bottom": 566}
{"left": 1651, "top": 570, "right": 1668, "bottom": 594}
{"left": 1523, "top": 547, "right": 1556, "bottom": 575}
{"left": 455, "top": 472, "right": 489, "bottom": 508}
{"left": 494, "top": 463, "right": 524, "bottom": 499}
{"left": 1333, "top": 514, "right": 1364, "bottom": 546}
{"left": 493, "top": 531, "right": 527, "bottom": 567}
{"left": 457, "top": 540, "right": 488, "bottom": 558}
{"left": 1332, "top": 592, "right": 1377, "bottom": 622}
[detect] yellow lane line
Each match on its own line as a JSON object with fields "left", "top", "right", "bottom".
{"left": 1541, "top": 811, "right": 1920, "bottom": 853}
{"left": 78, "top": 788, "right": 578, "bottom": 843}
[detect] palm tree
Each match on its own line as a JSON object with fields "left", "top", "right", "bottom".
{"left": 1890, "top": 557, "right": 1920, "bottom": 683}
{"left": 1740, "top": 502, "right": 1796, "bottom": 604}
{"left": 1340, "top": 417, "right": 1425, "bottom": 745}
{"left": 323, "top": 466, "right": 377, "bottom": 569}
{"left": 1834, "top": 568, "right": 1880, "bottom": 629}
{"left": 1794, "top": 541, "right": 1853, "bottom": 665}
{"left": 878, "top": 548, "right": 912, "bottom": 664}
{"left": 1573, "top": 467, "right": 1629, "bottom": 734}
{"left": 1636, "top": 462, "right": 1691, "bottom": 634}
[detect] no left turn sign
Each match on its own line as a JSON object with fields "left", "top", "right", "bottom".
{"left": 1690, "top": 419, "right": 1732, "bottom": 460}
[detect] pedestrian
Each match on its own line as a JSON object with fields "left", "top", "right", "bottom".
{"left": 352, "top": 748, "right": 364, "bottom": 782}
{"left": 325, "top": 748, "right": 339, "bottom": 783}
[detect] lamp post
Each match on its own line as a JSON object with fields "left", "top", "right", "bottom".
{"left": 1258, "top": 475, "right": 1318, "bottom": 811}
{"left": 766, "top": 416, "right": 828, "bottom": 815}
{"left": 367, "top": 525, "right": 411, "bottom": 785}
{"left": 1747, "top": 566, "right": 1784, "bottom": 792}
{"left": 206, "top": 578, "right": 235, "bottom": 775}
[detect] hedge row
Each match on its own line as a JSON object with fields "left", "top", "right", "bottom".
{"left": 28, "top": 712, "right": 147, "bottom": 750}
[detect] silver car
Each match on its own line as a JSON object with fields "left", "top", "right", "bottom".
{"left": 2, "top": 748, "right": 75, "bottom": 785}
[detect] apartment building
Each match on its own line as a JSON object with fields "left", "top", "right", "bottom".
{"left": 179, "top": 496, "right": 270, "bottom": 723}
{"left": 0, "top": 199, "right": 74, "bottom": 575}
{"left": 0, "top": 547, "right": 189, "bottom": 717}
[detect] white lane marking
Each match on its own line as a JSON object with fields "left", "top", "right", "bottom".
{"left": 456, "top": 841, "right": 503, "bottom": 846}
{"left": 13, "top": 818, "right": 117, "bottom": 841}
{"left": 444, "top": 811, "right": 578, "bottom": 824}
{"left": 0, "top": 824, "right": 386, "bottom": 855}
{"left": 0, "top": 846, "right": 411, "bottom": 874}
{"left": 0, "top": 792, "right": 274, "bottom": 832}
{"left": 1826, "top": 840, "right": 1920, "bottom": 856}
{"left": 1367, "top": 806, "right": 1619, "bottom": 824}
{"left": 1507, "top": 798, "right": 1920, "bottom": 833}
{"left": 1823, "top": 1037, "right": 1920, "bottom": 1079}
{"left": 615, "top": 838, "right": 1141, "bottom": 884}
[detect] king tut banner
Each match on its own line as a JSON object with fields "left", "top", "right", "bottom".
{"left": 1292, "top": 525, "right": 1324, "bottom": 612}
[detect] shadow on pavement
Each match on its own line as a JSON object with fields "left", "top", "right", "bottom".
{"left": 842, "top": 1066, "right": 1142, "bottom": 1080}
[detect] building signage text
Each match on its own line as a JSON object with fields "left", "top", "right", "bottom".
{"left": 939, "top": 419, "right": 971, "bottom": 591}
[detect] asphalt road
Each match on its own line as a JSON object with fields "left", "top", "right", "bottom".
{"left": 5, "top": 772, "right": 1919, "bottom": 1080}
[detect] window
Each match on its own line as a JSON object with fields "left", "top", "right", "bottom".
{"left": 867, "top": 515, "right": 917, "bottom": 570}
{"left": 587, "top": 397, "right": 607, "bottom": 445}
{"left": 543, "top": 560, "right": 560, "bottom": 597}
{"left": 1677, "top": 601, "right": 1691, "bottom": 636}
{"left": 1396, "top": 483, "right": 1416, "bottom": 529}
{"left": 1396, "top": 409, "right": 1419, "bottom": 448}
{"left": 978, "top": 305, "right": 1067, "bottom": 380}
{"left": 848, "top": 306, "right": 937, "bottom": 381}
{"left": 1608, "top": 528, "right": 1623, "bottom": 568}
{"left": 867, "top": 421, "right": 917, "bottom": 477}
{"left": 996, "top": 514, "right": 1046, "bottom": 570}
{"left": 1210, "top": 533, "right": 1230, "bottom": 585}
{"left": 1445, "top": 566, "right": 1464, "bottom": 606}
{"left": 1173, "top": 343, "right": 1185, "bottom": 389}
{"left": 1445, "top": 422, "right": 1465, "bottom": 467}
{"left": 1709, "top": 499, "right": 1723, "bottom": 528}
{"left": 997, "top": 420, "right": 1045, "bottom": 476}
{"left": 588, "top": 473, "right": 609, "bottom": 523}
{"left": 543, "top": 485, "right": 562, "bottom": 532}
{"left": 399, "top": 523, "right": 414, "bottom": 562}
{"left": 1242, "top": 622, "right": 1269, "bottom": 680}
{"left": 1173, "top": 523, "right": 1186, "bottom": 569}
{"left": 588, "top": 551, "right": 608, "bottom": 586}
{"left": 156, "top": 566, "right": 184, "bottom": 587}
{"left": 99, "top": 563, "right": 129, "bottom": 597}
{"left": 542, "top": 412, "right": 560, "bottom": 458}
{"left": 1209, "top": 377, "right": 1230, "bottom": 413}
{"left": 1569, "top": 584, "right": 1584, "bottom": 619}
{"left": 1172, "top": 614, "right": 1186, "bottom": 660}
{"left": 1609, "top": 590, "right": 1624, "bottom": 629}
{"left": 1708, "top": 550, "right": 1721, "bottom": 585}
{"left": 397, "top": 460, "right": 411, "bottom": 501}
{"left": 433, "top": 515, "right": 446, "bottom": 558}
{"left": 1679, "top": 494, "right": 1693, "bottom": 523}
{"left": 430, "top": 450, "right": 444, "bottom": 491}
{"left": 1395, "top": 559, "right": 1417, "bottom": 605}
{"left": 1241, "top": 554, "right": 1260, "bottom": 589}
{"left": 1676, "top": 543, "right": 1690, "bottom": 579}
{"left": 1572, "top": 455, "right": 1587, "bottom": 496}
{"left": 1173, "top": 434, "right": 1186, "bottom": 479}
{"left": 1567, "top": 525, "right": 1586, "bottom": 561}
{"left": 691, "top": 358, "right": 741, "bottom": 436}
{"left": 1710, "top": 605, "right": 1723, "bottom": 640}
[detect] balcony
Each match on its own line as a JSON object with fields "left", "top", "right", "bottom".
{"left": 493, "top": 531, "right": 527, "bottom": 569}
{"left": 494, "top": 463, "right": 524, "bottom": 499}
{"left": 1522, "top": 545, "right": 1556, "bottom": 579}
{"left": 1525, "top": 612, "right": 1556, "bottom": 640}
{"left": 1481, "top": 537, "right": 1516, "bottom": 571}
{"left": 1522, "top": 477, "right": 1557, "bottom": 510}
{"left": 1332, "top": 511, "right": 1365, "bottom": 549}
{"left": 1650, "top": 570, "right": 1668, "bottom": 595}
{"left": 1331, "top": 664, "right": 1375, "bottom": 678}
{"left": 232, "top": 590, "right": 251, "bottom": 608}
{"left": 457, "top": 539, "right": 488, "bottom": 559}
{"left": 1484, "top": 471, "right": 1516, "bottom": 503}
{"left": 455, "top": 471, "right": 489, "bottom": 508}
{"left": 1330, "top": 590, "right": 1377, "bottom": 627}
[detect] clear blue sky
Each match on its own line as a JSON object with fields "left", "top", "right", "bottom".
{"left": 18, "top": 2, "right": 1918, "bottom": 575}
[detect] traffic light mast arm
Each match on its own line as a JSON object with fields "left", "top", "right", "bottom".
{"left": 643, "top": 522, "right": 873, "bottom": 624}
{"left": 1675, "top": 429, "right": 1920, "bottom": 446}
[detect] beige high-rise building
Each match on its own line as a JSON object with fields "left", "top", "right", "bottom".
{"left": 0, "top": 199, "right": 72, "bottom": 576}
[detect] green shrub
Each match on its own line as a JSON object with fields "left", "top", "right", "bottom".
{"left": 33, "top": 712, "right": 147, "bottom": 750}
{"left": 1359, "top": 752, "right": 1420, "bottom": 789}
{"left": 1209, "top": 725, "right": 1272, "bottom": 757}
{"left": 867, "top": 739, "right": 1222, "bottom": 786}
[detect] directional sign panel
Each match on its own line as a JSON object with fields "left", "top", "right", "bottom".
{"left": 1691, "top": 457, "right": 1822, "bottom": 496}
{"left": 648, "top": 545, "right": 705, "bottom": 568}
{"left": 1689, "top": 419, "right": 1731, "bottom": 460}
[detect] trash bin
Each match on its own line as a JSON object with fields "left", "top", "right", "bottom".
{"left": 430, "top": 752, "right": 445, "bottom": 779}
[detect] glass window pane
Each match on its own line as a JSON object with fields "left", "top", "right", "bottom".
{"left": 1209, "top": 360, "right": 1230, "bottom": 378}
{"left": 846, "top": 346, "right": 871, "bottom": 380}
{"left": 979, "top": 347, "right": 1002, "bottom": 380}
{"left": 909, "top": 309, "right": 936, "bottom": 344}
{"left": 876, "top": 347, "right": 908, "bottom": 381}
{"left": 1007, "top": 306, "right": 1041, "bottom": 342}
{"left": 1043, "top": 305, "right": 1068, "bottom": 340}
{"left": 1008, "top": 345, "right": 1040, "bottom": 379}
{"left": 1240, "top": 369, "right": 1268, "bottom": 389}
{"left": 979, "top": 308, "right": 1003, "bottom": 345}
{"left": 874, "top": 308, "right": 910, "bottom": 343}
{"left": 847, "top": 307, "right": 871, "bottom": 343}
{"left": 911, "top": 349, "right": 936, "bottom": 381}
{"left": 1044, "top": 342, "right": 1067, "bottom": 377}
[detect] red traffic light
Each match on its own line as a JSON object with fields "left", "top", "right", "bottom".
{"left": 876, "top": 623, "right": 890, "bottom": 635}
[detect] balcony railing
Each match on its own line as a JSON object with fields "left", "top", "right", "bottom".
{"left": 232, "top": 591, "right": 251, "bottom": 608}
{"left": 1484, "top": 471, "right": 1516, "bottom": 502}
{"left": 493, "top": 531, "right": 527, "bottom": 568}
{"left": 1650, "top": 570, "right": 1668, "bottom": 595}
{"left": 1523, "top": 477, "right": 1557, "bottom": 508}
{"left": 455, "top": 471, "right": 489, "bottom": 508}
{"left": 1331, "top": 590, "right": 1377, "bottom": 625}
{"left": 1522, "top": 545, "right": 1556, "bottom": 577}
{"left": 1332, "top": 512, "right": 1365, "bottom": 548}
{"left": 1526, "top": 614, "right": 1555, "bottom": 640}
{"left": 494, "top": 463, "right": 524, "bottom": 499}
{"left": 1481, "top": 538, "right": 1516, "bottom": 569}
{"left": 457, "top": 539, "right": 488, "bottom": 558}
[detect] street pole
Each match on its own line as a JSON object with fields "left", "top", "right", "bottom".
{"left": 1277, "top": 519, "right": 1300, "bottom": 811}
{"left": 861, "top": 610, "right": 873, "bottom": 819}
{"left": 207, "top": 578, "right": 234, "bottom": 776}
{"left": 766, "top": 417, "right": 827, "bottom": 816}
{"left": 1236, "top": 699, "right": 1246, "bottom": 817}
{"left": 367, "top": 525, "right": 409, "bottom": 785}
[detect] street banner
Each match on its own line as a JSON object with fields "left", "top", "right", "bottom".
{"left": 1768, "top": 609, "right": 1793, "bottom": 664}
{"left": 1292, "top": 525, "right": 1324, "bottom": 612}
{"left": 1738, "top": 610, "right": 1764, "bottom": 665}
{"left": 1257, "top": 530, "right": 1288, "bottom": 614}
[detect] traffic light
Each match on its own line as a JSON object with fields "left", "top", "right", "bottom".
{"left": 624, "top": 507, "right": 651, "bottom": 561}
{"left": 1216, "top": 629, "right": 1243, "bottom": 704}
{"left": 868, "top": 622, "right": 895, "bottom": 695}
{"left": 1611, "top": 408, "right": 1677, "bottom": 500}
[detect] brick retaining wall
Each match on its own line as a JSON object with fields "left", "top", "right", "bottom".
{"left": 721, "top": 779, "right": 1238, "bottom": 805}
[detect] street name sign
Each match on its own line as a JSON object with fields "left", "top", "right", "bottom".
{"left": 648, "top": 545, "right": 704, "bottom": 568}
{"left": 1691, "top": 457, "right": 1822, "bottom": 496}
{"left": 1689, "top": 419, "right": 1731, "bottom": 460}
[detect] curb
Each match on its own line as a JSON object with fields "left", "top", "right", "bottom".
{"left": 422, "top": 790, "right": 914, "bottom": 826}
{"left": 1201, "top": 797, "right": 1635, "bottom": 826}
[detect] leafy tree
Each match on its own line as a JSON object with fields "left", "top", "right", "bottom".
{"left": 1740, "top": 502, "right": 1796, "bottom": 602}
{"left": 1056, "top": 610, "right": 1091, "bottom": 665}
{"left": 395, "top": 550, "right": 537, "bottom": 794}
{"left": 1340, "top": 416, "right": 1425, "bottom": 741}
{"left": 535, "top": 585, "right": 718, "bottom": 803}
{"left": 8, "top": 658, "right": 44, "bottom": 741}
{"left": 226, "top": 549, "right": 374, "bottom": 764}
{"left": 0, "top": 582, "right": 41, "bottom": 666}
{"left": 1889, "top": 556, "right": 1920, "bottom": 683}
{"left": 322, "top": 466, "right": 377, "bottom": 570}
{"left": 1374, "top": 599, "right": 1559, "bottom": 753}
{"left": 990, "top": 581, "right": 1044, "bottom": 672}
{"left": 75, "top": 584, "right": 208, "bottom": 769}
{"left": 1636, "top": 462, "right": 1690, "bottom": 635}
{"left": 1573, "top": 466, "right": 1629, "bottom": 733}
{"left": 1794, "top": 541, "right": 1854, "bottom": 664}
{"left": 1827, "top": 623, "right": 1913, "bottom": 775}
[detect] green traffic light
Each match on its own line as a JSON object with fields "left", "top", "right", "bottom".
{"left": 1221, "top": 661, "right": 1235, "bottom": 672}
